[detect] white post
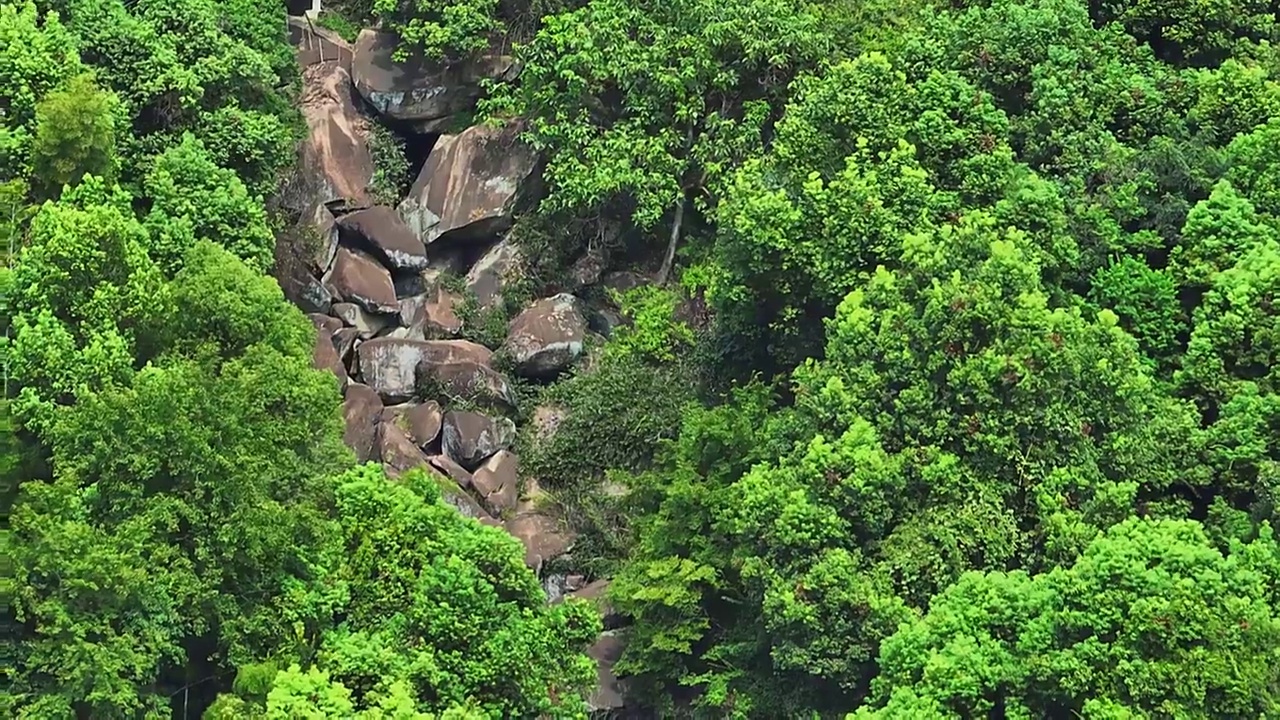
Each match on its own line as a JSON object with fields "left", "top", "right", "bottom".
{"left": 305, "top": 0, "right": 320, "bottom": 19}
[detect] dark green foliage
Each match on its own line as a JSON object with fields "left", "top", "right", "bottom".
{"left": 365, "top": 121, "right": 409, "bottom": 205}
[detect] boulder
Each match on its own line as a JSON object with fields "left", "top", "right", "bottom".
{"left": 399, "top": 284, "right": 463, "bottom": 339}
{"left": 465, "top": 238, "right": 524, "bottom": 310}
{"left": 501, "top": 294, "right": 587, "bottom": 378}
{"left": 398, "top": 125, "right": 537, "bottom": 245}
{"left": 332, "top": 301, "right": 396, "bottom": 339}
{"left": 428, "top": 453, "right": 474, "bottom": 489}
{"left": 502, "top": 478, "right": 575, "bottom": 575}
{"left": 441, "top": 410, "right": 516, "bottom": 469}
{"left": 333, "top": 327, "right": 360, "bottom": 367}
{"left": 472, "top": 449, "right": 519, "bottom": 516}
{"left": 305, "top": 201, "right": 341, "bottom": 275}
{"left": 327, "top": 247, "right": 399, "bottom": 315}
{"left": 378, "top": 420, "right": 430, "bottom": 477}
{"left": 281, "top": 260, "right": 334, "bottom": 315}
{"left": 356, "top": 337, "right": 493, "bottom": 402}
{"left": 380, "top": 401, "right": 444, "bottom": 449}
{"left": 342, "top": 382, "right": 383, "bottom": 462}
{"left": 337, "top": 205, "right": 430, "bottom": 271}
{"left": 418, "top": 360, "right": 517, "bottom": 410}
{"left": 299, "top": 58, "right": 374, "bottom": 211}
{"left": 567, "top": 579, "right": 625, "bottom": 630}
{"left": 585, "top": 632, "right": 628, "bottom": 712}
{"left": 352, "top": 29, "right": 517, "bottom": 132}
{"left": 599, "top": 270, "right": 648, "bottom": 296}
{"left": 308, "top": 314, "right": 349, "bottom": 388}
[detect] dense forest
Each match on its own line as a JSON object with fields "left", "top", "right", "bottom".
{"left": 3, "top": 0, "right": 1280, "bottom": 717}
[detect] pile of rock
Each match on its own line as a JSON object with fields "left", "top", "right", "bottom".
{"left": 286, "top": 18, "right": 627, "bottom": 714}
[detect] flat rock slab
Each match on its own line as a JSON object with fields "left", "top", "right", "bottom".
{"left": 327, "top": 247, "right": 399, "bottom": 315}
{"left": 501, "top": 293, "right": 587, "bottom": 378}
{"left": 342, "top": 382, "right": 383, "bottom": 463}
{"left": 357, "top": 337, "right": 493, "bottom": 402}
{"left": 337, "top": 205, "right": 430, "bottom": 271}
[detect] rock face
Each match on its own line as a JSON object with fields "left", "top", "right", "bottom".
{"left": 299, "top": 49, "right": 374, "bottom": 211}
{"left": 352, "top": 29, "right": 517, "bottom": 132}
{"left": 466, "top": 238, "right": 524, "bottom": 310}
{"left": 356, "top": 337, "right": 493, "bottom": 402}
{"left": 472, "top": 450, "right": 519, "bottom": 516}
{"left": 398, "top": 125, "right": 537, "bottom": 245}
{"left": 378, "top": 420, "right": 430, "bottom": 477}
{"left": 504, "top": 479, "right": 575, "bottom": 573}
{"left": 586, "top": 632, "right": 628, "bottom": 712}
{"left": 342, "top": 383, "right": 383, "bottom": 463}
{"left": 327, "top": 247, "right": 399, "bottom": 315}
{"left": 501, "top": 294, "right": 587, "bottom": 378}
{"left": 308, "top": 314, "right": 349, "bottom": 388}
{"left": 337, "top": 205, "right": 430, "bottom": 271}
{"left": 419, "top": 358, "right": 518, "bottom": 410}
{"left": 332, "top": 301, "right": 396, "bottom": 339}
{"left": 441, "top": 410, "right": 516, "bottom": 469}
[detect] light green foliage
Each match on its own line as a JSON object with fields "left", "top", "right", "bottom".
{"left": 0, "top": 1, "right": 85, "bottom": 178}
{"left": 1188, "top": 59, "right": 1280, "bottom": 146}
{"left": 142, "top": 134, "right": 275, "bottom": 274}
{"left": 29, "top": 73, "right": 123, "bottom": 199}
{"left": 1088, "top": 256, "right": 1185, "bottom": 367}
{"left": 1170, "top": 179, "right": 1279, "bottom": 288}
{"left": 195, "top": 104, "right": 298, "bottom": 199}
{"left": 1225, "top": 116, "right": 1280, "bottom": 217}
{"left": 606, "top": 285, "right": 693, "bottom": 363}
{"left": 856, "top": 518, "right": 1280, "bottom": 718}
{"left": 373, "top": 0, "right": 499, "bottom": 60}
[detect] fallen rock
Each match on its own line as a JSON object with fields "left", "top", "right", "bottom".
{"left": 299, "top": 57, "right": 374, "bottom": 210}
{"left": 399, "top": 284, "right": 463, "bottom": 339}
{"left": 305, "top": 201, "right": 341, "bottom": 275}
{"left": 378, "top": 420, "right": 430, "bottom": 477}
{"left": 282, "top": 260, "right": 334, "bottom": 315}
{"left": 465, "top": 238, "right": 524, "bottom": 310}
{"left": 441, "top": 410, "right": 516, "bottom": 469}
{"left": 337, "top": 205, "right": 430, "bottom": 271}
{"left": 327, "top": 247, "right": 399, "bottom": 315}
{"left": 380, "top": 401, "right": 444, "bottom": 449}
{"left": 357, "top": 337, "right": 492, "bottom": 402}
{"left": 352, "top": 29, "right": 517, "bottom": 132}
{"left": 472, "top": 449, "right": 519, "bottom": 516}
{"left": 428, "top": 453, "right": 474, "bottom": 489}
{"left": 342, "top": 382, "right": 383, "bottom": 463}
{"left": 332, "top": 301, "right": 397, "bottom": 339}
{"left": 333, "top": 327, "right": 360, "bottom": 367}
{"left": 505, "top": 508, "right": 574, "bottom": 575}
{"left": 586, "top": 632, "right": 628, "bottom": 712}
{"left": 418, "top": 359, "right": 517, "bottom": 410}
{"left": 308, "top": 314, "right": 349, "bottom": 388}
{"left": 398, "top": 125, "right": 537, "bottom": 245}
{"left": 567, "top": 579, "right": 625, "bottom": 630}
{"left": 500, "top": 294, "right": 587, "bottom": 378}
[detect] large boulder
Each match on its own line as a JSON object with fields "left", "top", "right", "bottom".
{"left": 308, "top": 314, "right": 349, "bottom": 388}
{"left": 399, "top": 284, "right": 463, "bottom": 339}
{"left": 504, "top": 479, "right": 574, "bottom": 573}
{"left": 342, "top": 382, "right": 383, "bottom": 462}
{"left": 380, "top": 401, "right": 444, "bottom": 449}
{"left": 398, "top": 125, "right": 537, "bottom": 245}
{"left": 471, "top": 449, "right": 519, "bottom": 516}
{"left": 441, "top": 410, "right": 516, "bottom": 469}
{"left": 283, "top": 260, "right": 334, "bottom": 315}
{"left": 465, "top": 238, "right": 524, "bottom": 310}
{"left": 500, "top": 294, "right": 587, "bottom": 378}
{"left": 378, "top": 420, "right": 430, "bottom": 477}
{"left": 418, "top": 359, "right": 517, "bottom": 411}
{"left": 326, "top": 247, "right": 399, "bottom": 315}
{"left": 357, "top": 337, "right": 493, "bottom": 402}
{"left": 352, "top": 29, "right": 517, "bottom": 132}
{"left": 332, "top": 301, "right": 396, "bottom": 339}
{"left": 298, "top": 57, "right": 374, "bottom": 211}
{"left": 585, "top": 632, "right": 628, "bottom": 713}
{"left": 337, "top": 205, "right": 430, "bottom": 271}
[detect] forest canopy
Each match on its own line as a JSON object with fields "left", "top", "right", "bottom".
{"left": 4, "top": 0, "right": 1280, "bottom": 717}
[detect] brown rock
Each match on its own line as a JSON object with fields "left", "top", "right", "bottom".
{"left": 586, "top": 632, "right": 627, "bottom": 712}
{"left": 399, "top": 284, "right": 463, "bottom": 339}
{"left": 327, "top": 247, "right": 399, "bottom": 315}
{"left": 299, "top": 58, "right": 374, "bottom": 211}
{"left": 378, "top": 420, "right": 430, "bottom": 477}
{"left": 428, "top": 453, "right": 474, "bottom": 489}
{"left": 441, "top": 410, "right": 516, "bottom": 469}
{"left": 281, "top": 260, "right": 333, "bottom": 315}
{"left": 501, "top": 294, "right": 587, "bottom": 378}
{"left": 465, "top": 238, "right": 524, "bottom": 310}
{"left": 352, "top": 29, "right": 517, "bottom": 132}
{"left": 472, "top": 450, "right": 519, "bottom": 516}
{"left": 333, "top": 327, "right": 360, "bottom": 367}
{"left": 356, "top": 337, "right": 493, "bottom": 402}
{"left": 308, "top": 314, "right": 349, "bottom": 388}
{"left": 398, "top": 125, "right": 536, "bottom": 245}
{"left": 504, "top": 509, "right": 574, "bottom": 574}
{"left": 342, "top": 382, "right": 383, "bottom": 462}
{"left": 332, "top": 301, "right": 396, "bottom": 339}
{"left": 567, "top": 579, "right": 625, "bottom": 630}
{"left": 304, "top": 201, "right": 341, "bottom": 275}
{"left": 380, "top": 401, "right": 444, "bottom": 449}
{"left": 418, "top": 360, "right": 517, "bottom": 410}
{"left": 337, "top": 205, "right": 430, "bottom": 271}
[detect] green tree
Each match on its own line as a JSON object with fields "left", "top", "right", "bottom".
{"left": 29, "top": 73, "right": 122, "bottom": 200}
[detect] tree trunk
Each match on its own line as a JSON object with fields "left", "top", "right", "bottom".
{"left": 656, "top": 195, "right": 686, "bottom": 286}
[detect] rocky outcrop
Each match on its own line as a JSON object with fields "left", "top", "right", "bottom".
{"left": 337, "top": 205, "right": 430, "bottom": 271}
{"left": 466, "top": 238, "right": 524, "bottom": 310}
{"left": 398, "top": 125, "right": 537, "bottom": 245}
{"left": 356, "top": 337, "right": 494, "bottom": 402}
{"left": 441, "top": 410, "right": 516, "bottom": 469}
{"left": 504, "top": 479, "right": 575, "bottom": 573}
{"left": 342, "top": 383, "right": 383, "bottom": 463}
{"left": 309, "top": 314, "right": 349, "bottom": 388}
{"left": 418, "top": 359, "right": 518, "bottom": 411}
{"left": 501, "top": 294, "right": 587, "bottom": 378}
{"left": 378, "top": 420, "right": 431, "bottom": 477}
{"left": 472, "top": 449, "right": 519, "bottom": 516}
{"left": 352, "top": 29, "right": 517, "bottom": 132}
{"left": 327, "top": 247, "right": 399, "bottom": 315}
{"left": 585, "top": 632, "right": 628, "bottom": 713}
